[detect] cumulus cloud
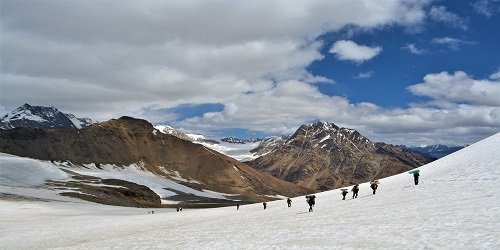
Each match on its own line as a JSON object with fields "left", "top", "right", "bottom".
{"left": 408, "top": 71, "right": 500, "bottom": 106}
{"left": 176, "top": 70, "right": 500, "bottom": 145}
{"left": 3, "top": 1, "right": 498, "bottom": 145}
{"left": 429, "top": 5, "right": 468, "bottom": 30}
{"left": 329, "top": 40, "right": 382, "bottom": 63}
{"left": 1, "top": 0, "right": 428, "bottom": 122}
{"left": 402, "top": 43, "right": 427, "bottom": 54}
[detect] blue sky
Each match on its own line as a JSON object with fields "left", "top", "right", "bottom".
{"left": 1, "top": 0, "right": 499, "bottom": 145}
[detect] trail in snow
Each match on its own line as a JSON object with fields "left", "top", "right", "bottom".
{"left": 0, "top": 133, "right": 499, "bottom": 249}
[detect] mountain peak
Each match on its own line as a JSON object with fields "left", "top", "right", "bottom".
{"left": 0, "top": 104, "right": 93, "bottom": 130}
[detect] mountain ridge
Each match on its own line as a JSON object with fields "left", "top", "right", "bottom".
{"left": 0, "top": 103, "right": 93, "bottom": 130}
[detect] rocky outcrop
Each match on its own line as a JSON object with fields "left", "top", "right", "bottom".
{"left": 248, "top": 122, "right": 432, "bottom": 191}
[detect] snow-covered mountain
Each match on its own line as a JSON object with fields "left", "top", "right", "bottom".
{"left": 220, "top": 137, "right": 263, "bottom": 144}
{"left": 409, "top": 144, "right": 465, "bottom": 158}
{"left": 153, "top": 125, "right": 267, "bottom": 161}
{"left": 0, "top": 103, "right": 93, "bottom": 129}
{"left": 1, "top": 133, "right": 498, "bottom": 248}
{"left": 154, "top": 125, "right": 196, "bottom": 142}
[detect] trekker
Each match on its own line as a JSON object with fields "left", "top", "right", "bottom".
{"left": 370, "top": 181, "right": 379, "bottom": 195}
{"left": 351, "top": 184, "right": 359, "bottom": 199}
{"left": 236, "top": 204, "right": 240, "bottom": 210}
{"left": 287, "top": 198, "right": 292, "bottom": 207}
{"left": 263, "top": 202, "right": 267, "bottom": 210}
{"left": 305, "top": 195, "right": 316, "bottom": 212}
{"left": 413, "top": 172, "right": 420, "bottom": 185}
{"left": 341, "top": 189, "right": 348, "bottom": 200}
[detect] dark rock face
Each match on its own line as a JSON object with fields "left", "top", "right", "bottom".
{"left": 248, "top": 122, "right": 433, "bottom": 191}
{"left": 0, "top": 103, "right": 92, "bottom": 130}
{"left": 0, "top": 116, "right": 308, "bottom": 203}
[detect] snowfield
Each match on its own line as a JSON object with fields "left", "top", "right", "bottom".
{"left": 0, "top": 154, "right": 237, "bottom": 203}
{"left": 1, "top": 133, "right": 499, "bottom": 249}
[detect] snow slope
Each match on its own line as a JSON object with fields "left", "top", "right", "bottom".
{"left": 0, "top": 154, "right": 235, "bottom": 203}
{"left": 1, "top": 133, "right": 499, "bottom": 249}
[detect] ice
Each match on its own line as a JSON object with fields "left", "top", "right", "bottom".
{"left": 0, "top": 133, "right": 499, "bottom": 248}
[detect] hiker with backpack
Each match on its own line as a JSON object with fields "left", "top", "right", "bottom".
{"left": 370, "top": 180, "right": 379, "bottom": 195}
{"left": 351, "top": 184, "right": 359, "bottom": 199}
{"left": 305, "top": 195, "right": 316, "bottom": 212}
{"left": 413, "top": 172, "right": 420, "bottom": 185}
{"left": 341, "top": 189, "right": 348, "bottom": 200}
{"left": 287, "top": 198, "right": 292, "bottom": 207}
{"left": 263, "top": 202, "right": 267, "bottom": 210}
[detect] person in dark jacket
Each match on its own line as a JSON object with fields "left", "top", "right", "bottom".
{"left": 236, "top": 204, "right": 240, "bottom": 210}
{"left": 287, "top": 198, "right": 292, "bottom": 207}
{"left": 263, "top": 202, "right": 267, "bottom": 210}
{"left": 305, "top": 195, "right": 316, "bottom": 212}
{"left": 370, "top": 181, "right": 379, "bottom": 195}
{"left": 341, "top": 189, "right": 348, "bottom": 200}
{"left": 351, "top": 185, "right": 359, "bottom": 199}
{"left": 413, "top": 172, "right": 420, "bottom": 185}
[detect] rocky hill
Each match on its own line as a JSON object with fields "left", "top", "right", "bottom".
{"left": 247, "top": 122, "right": 432, "bottom": 191}
{"left": 0, "top": 103, "right": 92, "bottom": 130}
{"left": 0, "top": 117, "right": 308, "bottom": 206}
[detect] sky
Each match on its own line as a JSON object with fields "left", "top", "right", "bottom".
{"left": 1, "top": 0, "right": 499, "bottom": 146}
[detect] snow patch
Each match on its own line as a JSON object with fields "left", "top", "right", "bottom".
{"left": 0, "top": 153, "right": 70, "bottom": 187}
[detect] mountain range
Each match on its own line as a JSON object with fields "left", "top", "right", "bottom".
{"left": 0, "top": 104, "right": 448, "bottom": 205}
{"left": 0, "top": 116, "right": 307, "bottom": 207}
{"left": 407, "top": 144, "right": 465, "bottom": 159}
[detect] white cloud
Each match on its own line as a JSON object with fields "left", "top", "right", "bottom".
{"left": 408, "top": 71, "right": 500, "bottom": 106}
{"left": 472, "top": 0, "right": 500, "bottom": 18}
{"left": 329, "top": 40, "right": 382, "bottom": 63}
{"left": 489, "top": 69, "right": 500, "bottom": 80}
{"left": 354, "top": 71, "right": 374, "bottom": 79}
{"left": 429, "top": 5, "right": 468, "bottom": 30}
{"left": 175, "top": 70, "right": 500, "bottom": 145}
{"left": 1, "top": 0, "right": 429, "bottom": 122}
{"left": 402, "top": 43, "right": 427, "bottom": 54}
{"left": 431, "top": 37, "right": 476, "bottom": 50}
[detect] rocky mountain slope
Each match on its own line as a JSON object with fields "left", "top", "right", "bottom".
{"left": 0, "top": 117, "right": 308, "bottom": 206}
{"left": 0, "top": 103, "right": 92, "bottom": 130}
{"left": 248, "top": 122, "right": 432, "bottom": 191}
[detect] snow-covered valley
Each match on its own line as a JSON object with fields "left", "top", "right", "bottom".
{"left": 1, "top": 133, "right": 499, "bottom": 248}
